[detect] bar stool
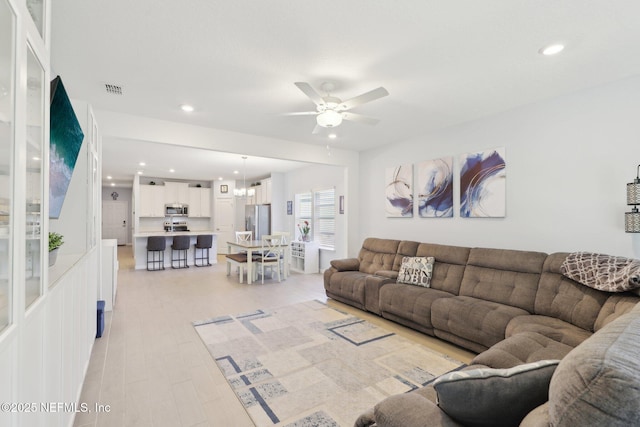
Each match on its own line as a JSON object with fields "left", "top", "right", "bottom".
{"left": 171, "top": 235, "right": 190, "bottom": 269}
{"left": 147, "top": 236, "right": 166, "bottom": 271}
{"left": 194, "top": 234, "right": 212, "bottom": 267}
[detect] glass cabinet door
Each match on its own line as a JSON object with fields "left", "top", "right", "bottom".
{"left": 0, "top": 0, "right": 14, "bottom": 331}
{"left": 25, "top": 45, "right": 43, "bottom": 309}
{"left": 26, "top": 0, "right": 45, "bottom": 39}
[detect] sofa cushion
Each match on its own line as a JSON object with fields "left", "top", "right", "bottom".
{"left": 367, "top": 392, "right": 464, "bottom": 427}
{"left": 472, "top": 331, "right": 574, "bottom": 369}
{"left": 506, "top": 315, "right": 592, "bottom": 348}
{"left": 535, "top": 252, "right": 609, "bottom": 331}
{"left": 459, "top": 248, "right": 546, "bottom": 313}
{"left": 379, "top": 284, "right": 455, "bottom": 334}
{"left": 397, "top": 256, "right": 434, "bottom": 287}
{"left": 431, "top": 296, "right": 529, "bottom": 351}
{"left": 391, "top": 240, "right": 420, "bottom": 272}
{"left": 548, "top": 305, "right": 640, "bottom": 426}
{"left": 358, "top": 238, "right": 400, "bottom": 274}
{"left": 594, "top": 293, "right": 640, "bottom": 331}
{"left": 415, "top": 243, "right": 470, "bottom": 294}
{"left": 433, "top": 360, "right": 559, "bottom": 427}
{"left": 324, "top": 270, "right": 368, "bottom": 309}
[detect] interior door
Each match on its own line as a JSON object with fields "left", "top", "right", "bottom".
{"left": 215, "top": 197, "right": 235, "bottom": 254}
{"left": 102, "top": 200, "right": 128, "bottom": 245}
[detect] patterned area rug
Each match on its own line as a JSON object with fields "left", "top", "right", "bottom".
{"left": 193, "top": 300, "right": 464, "bottom": 426}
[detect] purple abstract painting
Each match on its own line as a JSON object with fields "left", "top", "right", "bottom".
{"left": 385, "top": 164, "right": 413, "bottom": 217}
{"left": 418, "top": 157, "right": 453, "bottom": 218}
{"left": 460, "top": 148, "right": 506, "bottom": 218}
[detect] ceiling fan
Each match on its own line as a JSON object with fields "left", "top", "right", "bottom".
{"left": 288, "top": 82, "right": 389, "bottom": 134}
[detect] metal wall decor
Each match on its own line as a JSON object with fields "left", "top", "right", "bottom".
{"left": 625, "top": 164, "right": 640, "bottom": 233}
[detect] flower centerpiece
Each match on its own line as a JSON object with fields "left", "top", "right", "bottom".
{"left": 49, "top": 232, "right": 64, "bottom": 266}
{"left": 298, "top": 221, "right": 311, "bottom": 242}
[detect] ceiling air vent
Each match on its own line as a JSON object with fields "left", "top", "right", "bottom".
{"left": 105, "top": 84, "right": 123, "bottom": 95}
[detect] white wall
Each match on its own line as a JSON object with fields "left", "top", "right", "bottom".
{"left": 285, "top": 164, "right": 348, "bottom": 269}
{"left": 359, "top": 76, "right": 640, "bottom": 259}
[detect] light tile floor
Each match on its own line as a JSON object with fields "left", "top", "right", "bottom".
{"left": 73, "top": 246, "right": 474, "bottom": 427}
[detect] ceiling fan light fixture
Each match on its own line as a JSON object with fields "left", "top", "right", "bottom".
{"left": 317, "top": 110, "right": 343, "bottom": 128}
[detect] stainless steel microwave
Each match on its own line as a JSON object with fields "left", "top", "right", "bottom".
{"left": 165, "top": 204, "right": 189, "bottom": 216}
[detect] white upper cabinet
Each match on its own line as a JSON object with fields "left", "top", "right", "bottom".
{"left": 164, "top": 182, "right": 189, "bottom": 205}
{"left": 139, "top": 184, "right": 165, "bottom": 217}
{"left": 188, "top": 187, "right": 211, "bottom": 217}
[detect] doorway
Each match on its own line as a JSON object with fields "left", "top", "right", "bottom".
{"left": 215, "top": 197, "right": 235, "bottom": 254}
{"left": 102, "top": 200, "right": 129, "bottom": 245}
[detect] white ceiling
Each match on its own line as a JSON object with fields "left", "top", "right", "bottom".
{"left": 50, "top": 1, "right": 640, "bottom": 186}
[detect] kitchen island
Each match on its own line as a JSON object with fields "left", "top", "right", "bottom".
{"left": 133, "top": 231, "right": 217, "bottom": 270}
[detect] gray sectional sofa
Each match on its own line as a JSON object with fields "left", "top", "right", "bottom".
{"left": 324, "top": 238, "right": 640, "bottom": 426}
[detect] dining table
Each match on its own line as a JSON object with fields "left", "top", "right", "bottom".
{"left": 226, "top": 239, "right": 290, "bottom": 284}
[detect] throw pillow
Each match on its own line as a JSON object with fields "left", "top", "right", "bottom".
{"left": 397, "top": 256, "right": 434, "bottom": 287}
{"left": 433, "top": 360, "right": 560, "bottom": 427}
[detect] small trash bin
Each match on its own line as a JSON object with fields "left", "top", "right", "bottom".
{"left": 96, "top": 300, "right": 105, "bottom": 338}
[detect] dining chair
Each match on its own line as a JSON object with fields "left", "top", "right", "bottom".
{"left": 253, "top": 234, "right": 282, "bottom": 284}
{"left": 272, "top": 231, "right": 291, "bottom": 279}
{"left": 225, "top": 231, "right": 253, "bottom": 282}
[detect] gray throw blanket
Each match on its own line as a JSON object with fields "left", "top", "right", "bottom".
{"left": 560, "top": 252, "right": 640, "bottom": 292}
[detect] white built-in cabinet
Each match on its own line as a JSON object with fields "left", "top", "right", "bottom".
{"left": 139, "top": 184, "right": 165, "bottom": 217}
{"left": 188, "top": 187, "right": 211, "bottom": 217}
{"left": 248, "top": 177, "right": 272, "bottom": 205}
{"left": 290, "top": 241, "right": 319, "bottom": 274}
{"left": 165, "top": 181, "right": 189, "bottom": 205}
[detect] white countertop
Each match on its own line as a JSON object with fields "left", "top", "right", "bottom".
{"left": 134, "top": 230, "right": 218, "bottom": 238}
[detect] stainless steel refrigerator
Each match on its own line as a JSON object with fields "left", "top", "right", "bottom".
{"left": 245, "top": 204, "right": 271, "bottom": 240}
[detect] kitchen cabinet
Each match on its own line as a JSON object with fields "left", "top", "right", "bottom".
{"left": 165, "top": 181, "right": 189, "bottom": 204}
{"left": 139, "top": 184, "right": 165, "bottom": 217}
{"left": 188, "top": 187, "right": 211, "bottom": 217}
{"left": 249, "top": 178, "right": 272, "bottom": 205}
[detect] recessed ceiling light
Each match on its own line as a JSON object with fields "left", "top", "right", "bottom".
{"left": 110, "top": 183, "right": 115, "bottom": 186}
{"left": 169, "top": 169, "right": 175, "bottom": 173}
{"left": 32, "top": 156, "right": 40, "bottom": 161}
{"left": 218, "top": 177, "right": 223, "bottom": 181}
{"left": 137, "top": 171, "right": 143, "bottom": 175}
{"left": 539, "top": 44, "right": 565, "bottom": 56}
{"left": 180, "top": 104, "right": 194, "bottom": 113}
{"left": 328, "top": 133, "right": 337, "bottom": 139}
{"left": 233, "top": 170, "right": 239, "bottom": 174}
{"left": 139, "top": 162, "right": 146, "bottom": 166}
{"left": 106, "top": 175, "right": 112, "bottom": 180}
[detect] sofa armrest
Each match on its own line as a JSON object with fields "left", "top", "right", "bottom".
{"left": 330, "top": 258, "right": 360, "bottom": 271}
{"left": 375, "top": 270, "right": 398, "bottom": 279}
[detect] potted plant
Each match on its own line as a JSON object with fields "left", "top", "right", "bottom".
{"left": 297, "top": 221, "right": 311, "bottom": 242}
{"left": 49, "top": 232, "right": 64, "bottom": 266}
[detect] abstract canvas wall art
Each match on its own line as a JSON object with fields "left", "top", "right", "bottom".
{"left": 385, "top": 164, "right": 413, "bottom": 217}
{"left": 460, "top": 148, "right": 506, "bottom": 218}
{"left": 49, "top": 76, "right": 84, "bottom": 219}
{"left": 418, "top": 157, "right": 453, "bottom": 217}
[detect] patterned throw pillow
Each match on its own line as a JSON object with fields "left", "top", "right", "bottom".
{"left": 397, "top": 256, "right": 434, "bottom": 287}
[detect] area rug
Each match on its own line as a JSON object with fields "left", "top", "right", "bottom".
{"left": 193, "top": 300, "right": 465, "bottom": 426}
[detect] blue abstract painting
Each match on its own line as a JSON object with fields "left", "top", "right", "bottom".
{"left": 49, "top": 76, "right": 84, "bottom": 219}
{"left": 418, "top": 157, "right": 453, "bottom": 218}
{"left": 385, "top": 164, "right": 413, "bottom": 217}
{"left": 460, "top": 148, "right": 506, "bottom": 218}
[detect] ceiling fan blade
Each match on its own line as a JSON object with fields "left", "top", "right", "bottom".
{"left": 283, "top": 111, "right": 318, "bottom": 116}
{"left": 339, "top": 87, "right": 389, "bottom": 110}
{"left": 342, "top": 112, "right": 380, "bottom": 125}
{"left": 312, "top": 124, "right": 323, "bottom": 135}
{"left": 294, "top": 82, "right": 325, "bottom": 107}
